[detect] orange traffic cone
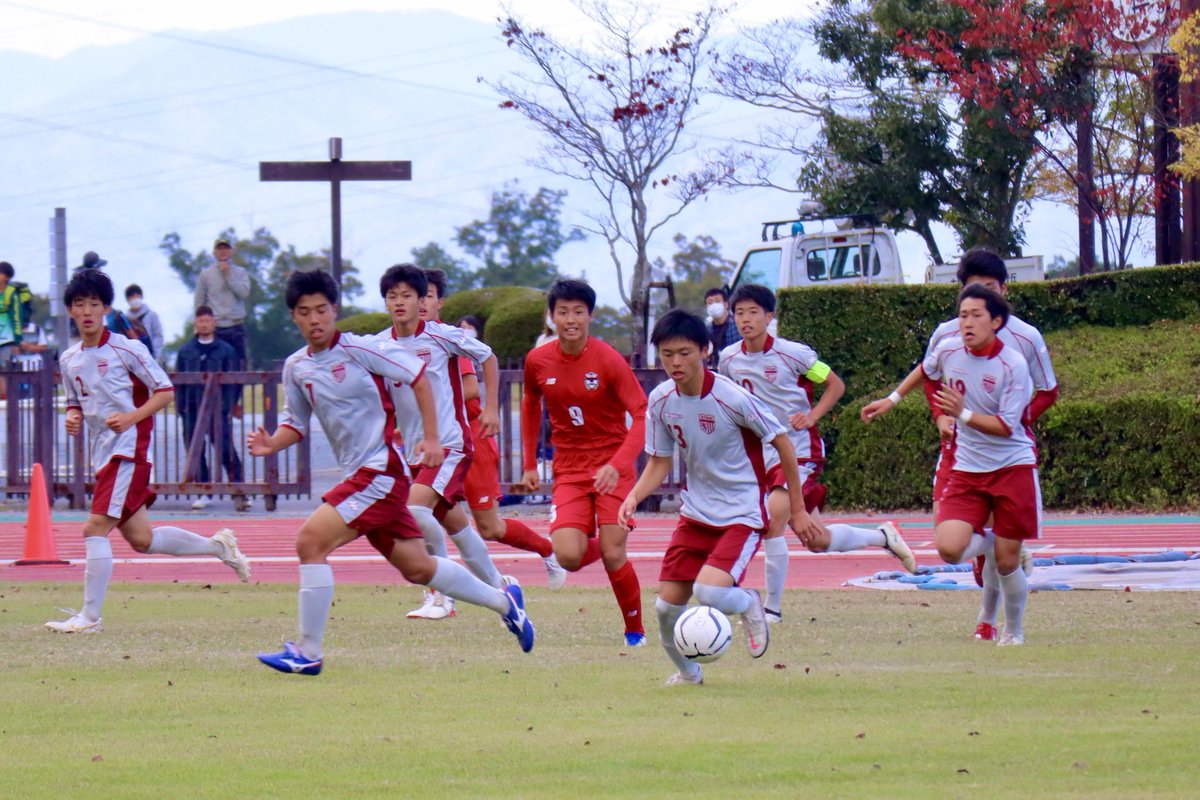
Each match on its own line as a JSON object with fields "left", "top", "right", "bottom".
{"left": 14, "top": 463, "right": 69, "bottom": 566}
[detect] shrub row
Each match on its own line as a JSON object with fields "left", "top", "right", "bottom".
{"left": 825, "top": 394, "right": 1200, "bottom": 511}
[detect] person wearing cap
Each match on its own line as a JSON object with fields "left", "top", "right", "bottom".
{"left": 194, "top": 238, "right": 250, "bottom": 370}
{"left": 125, "top": 284, "right": 165, "bottom": 365}
{"left": 79, "top": 251, "right": 108, "bottom": 270}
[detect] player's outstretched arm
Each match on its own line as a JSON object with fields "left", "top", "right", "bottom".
{"left": 478, "top": 354, "right": 501, "bottom": 438}
{"left": 107, "top": 388, "right": 174, "bottom": 433}
{"left": 409, "top": 374, "right": 445, "bottom": 469}
{"left": 248, "top": 425, "right": 302, "bottom": 457}
{"left": 618, "top": 455, "right": 672, "bottom": 531}
{"left": 773, "top": 434, "right": 823, "bottom": 545}
{"left": 861, "top": 364, "right": 924, "bottom": 422}
{"left": 793, "top": 367, "right": 845, "bottom": 430}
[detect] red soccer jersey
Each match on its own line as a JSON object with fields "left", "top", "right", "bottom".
{"left": 521, "top": 338, "right": 647, "bottom": 477}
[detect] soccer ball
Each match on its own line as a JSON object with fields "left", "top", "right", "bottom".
{"left": 673, "top": 606, "right": 733, "bottom": 663}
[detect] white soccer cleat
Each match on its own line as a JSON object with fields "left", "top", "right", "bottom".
{"left": 997, "top": 632, "right": 1025, "bottom": 647}
{"left": 45, "top": 609, "right": 103, "bottom": 634}
{"left": 764, "top": 607, "right": 783, "bottom": 625}
{"left": 1020, "top": 545, "right": 1034, "bottom": 577}
{"left": 880, "top": 521, "right": 917, "bottom": 573}
{"left": 543, "top": 553, "right": 567, "bottom": 590}
{"left": 191, "top": 497, "right": 210, "bottom": 510}
{"left": 406, "top": 589, "right": 455, "bottom": 620}
{"left": 741, "top": 588, "right": 770, "bottom": 659}
{"left": 211, "top": 528, "right": 251, "bottom": 582}
{"left": 663, "top": 667, "right": 704, "bottom": 687}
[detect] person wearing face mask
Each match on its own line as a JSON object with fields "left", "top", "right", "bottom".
{"left": 125, "top": 284, "right": 165, "bottom": 365}
{"left": 703, "top": 286, "right": 741, "bottom": 366}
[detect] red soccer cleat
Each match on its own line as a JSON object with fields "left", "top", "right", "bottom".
{"left": 974, "top": 622, "right": 998, "bottom": 642}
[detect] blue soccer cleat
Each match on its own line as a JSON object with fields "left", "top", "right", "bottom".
{"left": 501, "top": 584, "right": 535, "bottom": 653}
{"left": 258, "top": 641, "right": 322, "bottom": 676}
{"left": 624, "top": 631, "right": 646, "bottom": 647}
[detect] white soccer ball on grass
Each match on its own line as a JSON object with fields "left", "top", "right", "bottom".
{"left": 673, "top": 605, "right": 733, "bottom": 663}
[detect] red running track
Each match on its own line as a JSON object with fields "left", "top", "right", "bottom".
{"left": 3, "top": 513, "right": 1197, "bottom": 589}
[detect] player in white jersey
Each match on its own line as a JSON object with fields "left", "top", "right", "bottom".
{"left": 719, "top": 285, "right": 916, "bottom": 623}
{"left": 923, "top": 284, "right": 1039, "bottom": 645}
{"left": 251, "top": 270, "right": 533, "bottom": 675}
{"left": 618, "top": 310, "right": 823, "bottom": 686}
{"left": 46, "top": 269, "right": 250, "bottom": 635}
{"left": 374, "top": 264, "right": 512, "bottom": 620}
{"left": 862, "top": 249, "right": 1057, "bottom": 640}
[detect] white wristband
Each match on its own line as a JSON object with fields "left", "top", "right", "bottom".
{"left": 887, "top": 391, "right": 903, "bottom": 405}
{"left": 958, "top": 408, "right": 974, "bottom": 426}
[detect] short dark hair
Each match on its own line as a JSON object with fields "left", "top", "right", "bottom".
{"left": 459, "top": 314, "right": 484, "bottom": 336}
{"left": 379, "top": 263, "right": 428, "bottom": 300}
{"left": 958, "top": 283, "right": 1010, "bottom": 330}
{"left": 729, "top": 283, "right": 775, "bottom": 314}
{"left": 957, "top": 248, "right": 1008, "bottom": 286}
{"left": 704, "top": 286, "right": 729, "bottom": 302}
{"left": 65, "top": 266, "right": 115, "bottom": 307}
{"left": 423, "top": 268, "right": 448, "bottom": 299}
{"left": 0, "top": 262, "right": 13, "bottom": 279}
{"left": 651, "top": 309, "right": 709, "bottom": 350}
{"left": 125, "top": 283, "right": 143, "bottom": 300}
{"left": 546, "top": 278, "right": 596, "bottom": 313}
{"left": 285, "top": 269, "right": 338, "bottom": 310}
{"left": 195, "top": 305, "right": 215, "bottom": 318}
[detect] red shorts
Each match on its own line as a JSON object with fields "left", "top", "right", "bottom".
{"left": 411, "top": 448, "right": 471, "bottom": 511}
{"left": 464, "top": 435, "right": 501, "bottom": 510}
{"left": 659, "top": 517, "right": 762, "bottom": 584}
{"left": 932, "top": 437, "right": 958, "bottom": 503}
{"left": 323, "top": 467, "right": 423, "bottom": 540}
{"left": 550, "top": 470, "right": 636, "bottom": 535}
{"left": 765, "top": 460, "right": 827, "bottom": 513}
{"left": 935, "top": 465, "right": 1041, "bottom": 541}
{"left": 92, "top": 457, "right": 156, "bottom": 524}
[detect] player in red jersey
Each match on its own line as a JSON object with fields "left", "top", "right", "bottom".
{"left": 515, "top": 278, "right": 648, "bottom": 645}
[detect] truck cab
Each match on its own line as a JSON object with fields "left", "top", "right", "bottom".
{"left": 729, "top": 212, "right": 904, "bottom": 294}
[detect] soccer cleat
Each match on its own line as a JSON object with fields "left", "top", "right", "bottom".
{"left": 233, "top": 492, "right": 251, "bottom": 513}
{"left": 972, "top": 555, "right": 986, "bottom": 588}
{"left": 764, "top": 607, "right": 783, "bottom": 625}
{"left": 211, "top": 528, "right": 251, "bottom": 582}
{"left": 664, "top": 667, "right": 704, "bottom": 687}
{"left": 624, "top": 631, "right": 646, "bottom": 647}
{"left": 997, "top": 632, "right": 1025, "bottom": 647}
{"left": 406, "top": 589, "right": 455, "bottom": 619}
{"left": 501, "top": 584, "right": 535, "bottom": 653}
{"left": 741, "top": 588, "right": 770, "bottom": 659}
{"left": 257, "top": 641, "right": 322, "bottom": 676}
{"left": 190, "top": 497, "right": 210, "bottom": 510}
{"left": 1020, "top": 545, "right": 1034, "bottom": 577}
{"left": 974, "top": 622, "right": 998, "bottom": 642}
{"left": 880, "top": 521, "right": 917, "bottom": 573}
{"left": 543, "top": 552, "right": 567, "bottom": 590}
{"left": 45, "top": 609, "right": 102, "bottom": 634}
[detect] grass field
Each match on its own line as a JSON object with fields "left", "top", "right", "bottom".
{"left": 3, "top": 583, "right": 1199, "bottom": 799}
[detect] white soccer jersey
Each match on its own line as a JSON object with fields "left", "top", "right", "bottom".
{"left": 280, "top": 330, "right": 426, "bottom": 478}
{"left": 60, "top": 330, "right": 173, "bottom": 470}
{"left": 718, "top": 335, "right": 829, "bottom": 463}
{"left": 926, "top": 313, "right": 1057, "bottom": 392}
{"left": 922, "top": 338, "right": 1036, "bottom": 472}
{"left": 376, "top": 320, "right": 494, "bottom": 461}
{"left": 646, "top": 371, "right": 786, "bottom": 529}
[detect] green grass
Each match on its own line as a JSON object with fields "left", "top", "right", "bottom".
{"left": 1046, "top": 318, "right": 1200, "bottom": 402}
{"left": 3, "top": 584, "right": 1199, "bottom": 799}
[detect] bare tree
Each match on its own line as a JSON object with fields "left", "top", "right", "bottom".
{"left": 489, "top": 1, "right": 731, "bottom": 356}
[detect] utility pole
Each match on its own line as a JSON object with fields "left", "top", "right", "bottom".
{"left": 49, "top": 208, "right": 68, "bottom": 351}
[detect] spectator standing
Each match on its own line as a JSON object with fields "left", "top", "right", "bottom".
{"left": 176, "top": 306, "right": 248, "bottom": 512}
{"left": 0, "top": 261, "right": 29, "bottom": 398}
{"left": 125, "top": 284, "right": 165, "bottom": 365}
{"left": 194, "top": 238, "right": 250, "bottom": 368}
{"left": 703, "top": 286, "right": 741, "bottom": 367}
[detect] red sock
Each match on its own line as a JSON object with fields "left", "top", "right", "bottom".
{"left": 499, "top": 518, "right": 553, "bottom": 558}
{"left": 606, "top": 560, "right": 643, "bottom": 635}
{"left": 580, "top": 536, "right": 602, "bottom": 568}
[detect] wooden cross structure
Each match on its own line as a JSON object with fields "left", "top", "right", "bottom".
{"left": 259, "top": 138, "right": 411, "bottom": 292}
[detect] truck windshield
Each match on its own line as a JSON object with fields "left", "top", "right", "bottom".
{"left": 733, "top": 248, "right": 782, "bottom": 292}
{"left": 801, "top": 244, "right": 878, "bottom": 281}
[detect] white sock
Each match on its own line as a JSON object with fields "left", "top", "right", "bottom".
{"left": 298, "top": 564, "right": 334, "bottom": 660}
{"left": 409, "top": 505, "right": 448, "bottom": 558}
{"left": 959, "top": 531, "right": 995, "bottom": 563}
{"left": 82, "top": 536, "right": 113, "bottom": 622}
{"left": 656, "top": 597, "right": 699, "bottom": 677}
{"left": 763, "top": 536, "right": 789, "bottom": 613}
{"left": 825, "top": 523, "right": 886, "bottom": 552}
{"left": 147, "top": 526, "right": 218, "bottom": 557}
{"left": 998, "top": 567, "right": 1028, "bottom": 639}
{"left": 428, "top": 557, "right": 508, "bottom": 614}
{"left": 978, "top": 553, "right": 1001, "bottom": 626}
{"left": 692, "top": 583, "right": 753, "bottom": 616}
{"left": 448, "top": 524, "right": 503, "bottom": 588}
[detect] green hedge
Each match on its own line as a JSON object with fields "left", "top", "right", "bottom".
{"left": 825, "top": 393, "right": 1200, "bottom": 510}
{"left": 777, "top": 262, "right": 1200, "bottom": 398}
{"left": 337, "top": 312, "right": 390, "bottom": 336}
{"left": 441, "top": 286, "right": 546, "bottom": 361}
